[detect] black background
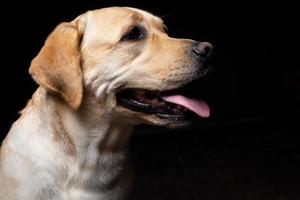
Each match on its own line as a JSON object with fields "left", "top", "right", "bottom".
{"left": 0, "top": 1, "right": 299, "bottom": 199}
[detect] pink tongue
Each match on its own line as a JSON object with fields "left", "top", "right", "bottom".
{"left": 161, "top": 95, "right": 210, "bottom": 118}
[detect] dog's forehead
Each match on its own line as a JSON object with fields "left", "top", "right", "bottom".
{"left": 78, "top": 7, "right": 166, "bottom": 51}
{"left": 125, "top": 7, "right": 164, "bottom": 26}
{"left": 86, "top": 7, "right": 165, "bottom": 31}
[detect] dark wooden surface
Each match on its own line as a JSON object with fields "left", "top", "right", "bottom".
{"left": 130, "top": 116, "right": 300, "bottom": 200}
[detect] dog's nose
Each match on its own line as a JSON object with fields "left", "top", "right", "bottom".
{"left": 193, "top": 42, "right": 214, "bottom": 59}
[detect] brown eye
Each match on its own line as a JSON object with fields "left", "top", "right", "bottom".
{"left": 121, "top": 26, "right": 145, "bottom": 42}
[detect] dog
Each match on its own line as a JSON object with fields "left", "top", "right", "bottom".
{"left": 0, "top": 7, "right": 213, "bottom": 200}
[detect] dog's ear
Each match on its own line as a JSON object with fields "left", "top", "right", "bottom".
{"left": 29, "top": 22, "right": 83, "bottom": 110}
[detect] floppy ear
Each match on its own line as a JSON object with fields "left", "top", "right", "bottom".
{"left": 29, "top": 22, "right": 83, "bottom": 110}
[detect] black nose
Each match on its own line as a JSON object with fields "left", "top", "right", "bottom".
{"left": 193, "top": 42, "right": 214, "bottom": 59}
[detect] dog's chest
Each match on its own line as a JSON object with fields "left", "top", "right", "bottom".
{"left": 65, "top": 152, "right": 132, "bottom": 200}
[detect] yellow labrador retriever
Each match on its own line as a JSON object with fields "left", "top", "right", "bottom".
{"left": 0, "top": 7, "right": 213, "bottom": 200}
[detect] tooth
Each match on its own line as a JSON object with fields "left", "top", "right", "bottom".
{"left": 160, "top": 101, "right": 166, "bottom": 106}
{"left": 153, "top": 99, "right": 158, "bottom": 104}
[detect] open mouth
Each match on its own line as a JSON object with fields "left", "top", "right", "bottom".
{"left": 116, "top": 86, "right": 210, "bottom": 121}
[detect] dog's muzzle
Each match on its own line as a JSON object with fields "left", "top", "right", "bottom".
{"left": 116, "top": 41, "right": 214, "bottom": 123}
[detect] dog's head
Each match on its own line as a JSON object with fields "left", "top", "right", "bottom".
{"left": 29, "top": 7, "right": 213, "bottom": 128}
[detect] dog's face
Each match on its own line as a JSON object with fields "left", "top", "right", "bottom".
{"left": 29, "top": 7, "right": 213, "bottom": 127}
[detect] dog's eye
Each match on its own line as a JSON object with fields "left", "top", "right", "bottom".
{"left": 121, "top": 26, "right": 145, "bottom": 42}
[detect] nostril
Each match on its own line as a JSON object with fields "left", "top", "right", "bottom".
{"left": 193, "top": 42, "right": 214, "bottom": 58}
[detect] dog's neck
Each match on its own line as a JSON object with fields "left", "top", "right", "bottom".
{"left": 64, "top": 92, "right": 133, "bottom": 155}
{"left": 27, "top": 87, "right": 134, "bottom": 168}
